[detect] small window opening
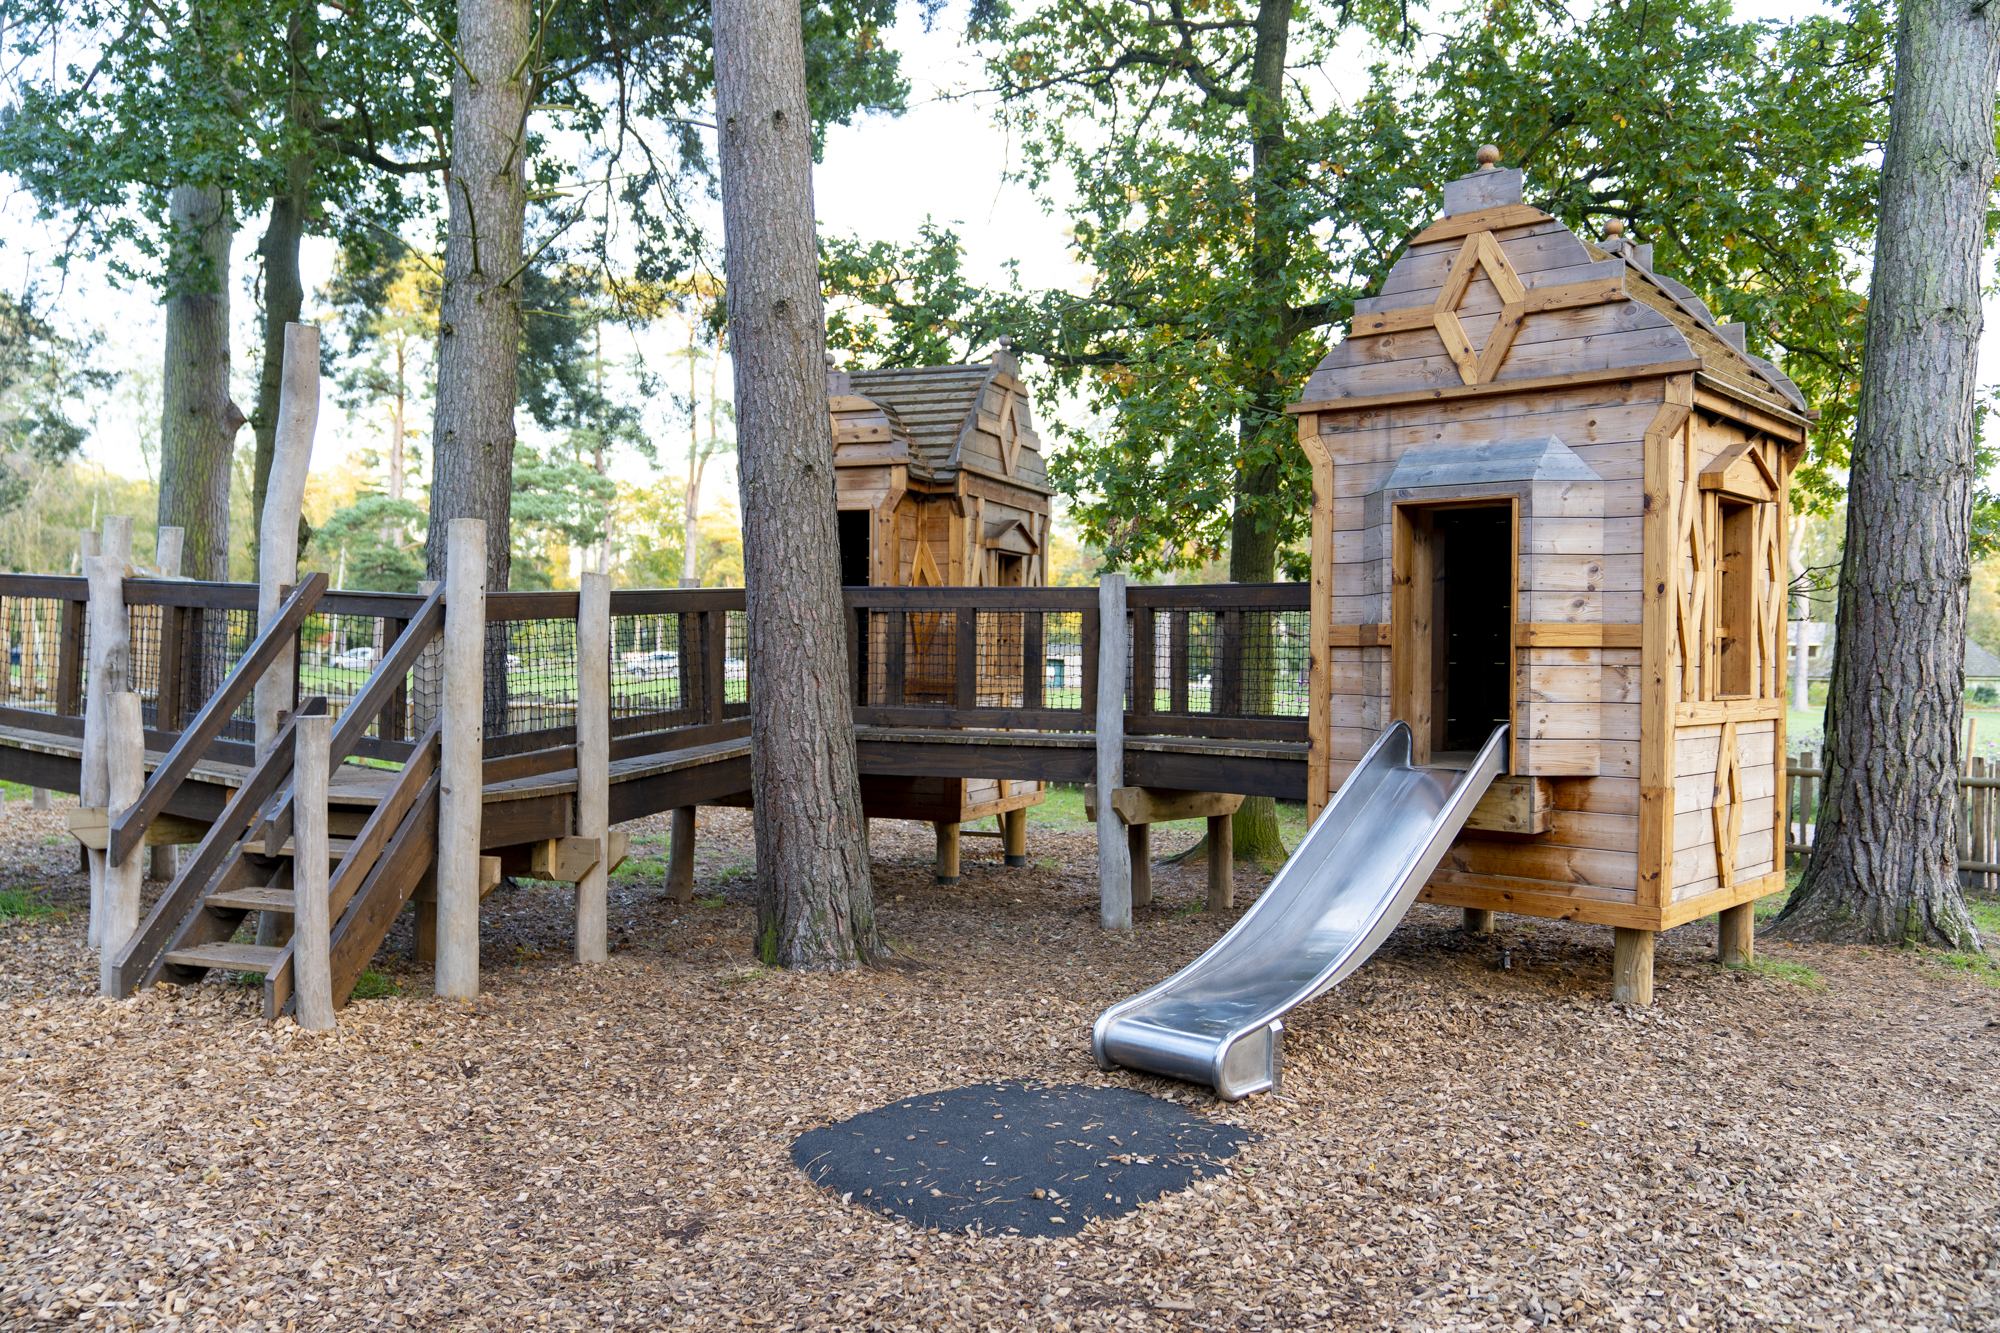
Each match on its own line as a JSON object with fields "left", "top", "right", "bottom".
{"left": 1716, "top": 499, "right": 1755, "bottom": 696}
{"left": 993, "top": 552, "right": 1025, "bottom": 587}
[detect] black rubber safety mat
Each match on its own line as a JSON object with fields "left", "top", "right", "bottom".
{"left": 791, "top": 1082, "right": 1247, "bottom": 1237}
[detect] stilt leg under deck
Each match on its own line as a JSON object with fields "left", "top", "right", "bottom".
{"left": 1129, "top": 823, "right": 1151, "bottom": 907}
{"left": 1613, "top": 927, "right": 1655, "bottom": 1005}
{"left": 1206, "top": 813, "right": 1233, "bottom": 912}
{"left": 1002, "top": 807, "right": 1028, "bottom": 867}
{"left": 149, "top": 844, "right": 176, "bottom": 883}
{"left": 934, "top": 821, "right": 960, "bottom": 884}
{"left": 1718, "top": 902, "right": 1755, "bottom": 966}
{"left": 667, "top": 806, "right": 696, "bottom": 903}
{"left": 1463, "top": 908, "right": 1495, "bottom": 935}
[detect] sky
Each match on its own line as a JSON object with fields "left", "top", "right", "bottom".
{"left": 1, "top": 0, "right": 1990, "bottom": 516}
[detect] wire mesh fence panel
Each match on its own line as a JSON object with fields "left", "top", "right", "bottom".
{"left": 294, "top": 612, "right": 398, "bottom": 741}
{"left": 725, "top": 610, "right": 748, "bottom": 708}
{"left": 1134, "top": 608, "right": 1309, "bottom": 718}
{"left": 611, "top": 612, "right": 690, "bottom": 727}
{"left": 180, "top": 607, "right": 258, "bottom": 741}
{"left": 0, "top": 596, "right": 72, "bottom": 715}
{"left": 487, "top": 618, "right": 580, "bottom": 741}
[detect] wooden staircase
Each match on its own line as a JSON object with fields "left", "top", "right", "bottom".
{"left": 110, "top": 585, "right": 448, "bottom": 1016}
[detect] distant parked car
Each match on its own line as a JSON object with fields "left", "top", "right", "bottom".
{"left": 621, "top": 650, "right": 678, "bottom": 677}
{"left": 331, "top": 646, "right": 378, "bottom": 671}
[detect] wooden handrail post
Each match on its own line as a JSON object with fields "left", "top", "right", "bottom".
{"left": 254, "top": 324, "right": 319, "bottom": 758}
{"left": 81, "top": 552, "right": 130, "bottom": 947}
{"left": 1097, "top": 573, "right": 1131, "bottom": 931}
{"left": 575, "top": 571, "right": 611, "bottom": 964}
{"left": 435, "top": 518, "right": 487, "bottom": 999}
{"left": 99, "top": 692, "right": 145, "bottom": 997}
{"left": 292, "top": 712, "right": 335, "bottom": 1030}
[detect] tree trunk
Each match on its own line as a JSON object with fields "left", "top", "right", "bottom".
{"left": 424, "top": 0, "right": 528, "bottom": 591}
{"left": 1773, "top": 0, "right": 1996, "bottom": 949}
{"left": 1217, "top": 0, "right": 1293, "bottom": 866}
{"left": 713, "top": 0, "right": 877, "bottom": 969}
{"left": 252, "top": 154, "right": 312, "bottom": 569}
{"left": 157, "top": 184, "right": 244, "bottom": 582}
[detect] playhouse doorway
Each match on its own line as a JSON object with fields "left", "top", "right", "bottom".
{"left": 1393, "top": 500, "right": 1517, "bottom": 766}
{"left": 838, "top": 509, "right": 873, "bottom": 587}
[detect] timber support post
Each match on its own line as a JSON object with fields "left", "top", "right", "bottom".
{"left": 148, "top": 528, "right": 186, "bottom": 885}
{"left": 1129, "top": 822, "right": 1151, "bottom": 907}
{"left": 99, "top": 692, "right": 144, "bottom": 997}
{"left": 934, "top": 821, "right": 961, "bottom": 884}
{"left": 292, "top": 712, "right": 334, "bottom": 1030}
{"left": 81, "top": 547, "right": 130, "bottom": 947}
{"left": 575, "top": 571, "right": 610, "bottom": 964}
{"left": 1612, "top": 927, "right": 1655, "bottom": 1005}
{"left": 1463, "top": 908, "right": 1495, "bottom": 935}
{"left": 1718, "top": 903, "right": 1755, "bottom": 966}
{"left": 1206, "top": 812, "right": 1233, "bottom": 912}
{"left": 1097, "top": 573, "right": 1131, "bottom": 931}
{"left": 435, "top": 517, "right": 487, "bottom": 999}
{"left": 667, "top": 806, "right": 696, "bottom": 903}
{"left": 1002, "top": 807, "right": 1028, "bottom": 867}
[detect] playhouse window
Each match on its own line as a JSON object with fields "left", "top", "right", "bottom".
{"left": 1716, "top": 499, "right": 1756, "bottom": 697}
{"left": 993, "top": 552, "right": 1026, "bottom": 587}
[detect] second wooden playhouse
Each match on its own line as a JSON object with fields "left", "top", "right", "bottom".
{"left": 1294, "top": 150, "right": 1814, "bottom": 997}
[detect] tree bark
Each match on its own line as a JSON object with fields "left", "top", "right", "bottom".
{"left": 1773, "top": 0, "right": 1996, "bottom": 949}
{"left": 157, "top": 184, "right": 244, "bottom": 582}
{"left": 713, "top": 0, "right": 877, "bottom": 969}
{"left": 424, "top": 0, "right": 528, "bottom": 590}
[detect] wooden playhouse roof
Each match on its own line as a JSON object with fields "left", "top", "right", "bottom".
{"left": 831, "top": 349, "right": 1053, "bottom": 494}
{"left": 1294, "top": 157, "right": 1813, "bottom": 431}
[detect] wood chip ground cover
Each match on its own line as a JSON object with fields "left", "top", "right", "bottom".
{"left": 0, "top": 796, "right": 1995, "bottom": 1331}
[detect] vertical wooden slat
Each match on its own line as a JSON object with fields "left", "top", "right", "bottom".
{"left": 156, "top": 605, "right": 186, "bottom": 733}
{"left": 1302, "top": 413, "right": 1332, "bottom": 819}
{"left": 1638, "top": 382, "right": 1695, "bottom": 912}
{"left": 845, "top": 605, "right": 861, "bottom": 706}
{"left": 884, "top": 609, "right": 907, "bottom": 707}
{"left": 1169, "top": 611, "right": 1190, "bottom": 715}
{"left": 377, "top": 618, "right": 409, "bottom": 741}
{"left": 701, "top": 609, "right": 726, "bottom": 724}
{"left": 1096, "top": 575, "right": 1130, "bottom": 932}
{"left": 1130, "top": 605, "right": 1156, "bottom": 719}
{"left": 1080, "top": 605, "right": 1100, "bottom": 719}
{"left": 1021, "top": 610, "right": 1044, "bottom": 711}
{"left": 1216, "top": 608, "right": 1243, "bottom": 717}
{"left": 677, "top": 611, "right": 700, "bottom": 719}
{"left": 954, "top": 607, "right": 977, "bottom": 710}
{"left": 55, "top": 596, "right": 84, "bottom": 717}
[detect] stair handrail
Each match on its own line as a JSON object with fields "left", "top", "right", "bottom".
{"left": 106, "top": 697, "right": 326, "bottom": 997}
{"left": 108, "top": 572, "right": 329, "bottom": 865}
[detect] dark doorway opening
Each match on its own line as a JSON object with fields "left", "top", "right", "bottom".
{"left": 1429, "top": 506, "right": 1513, "bottom": 757}
{"left": 838, "top": 510, "right": 873, "bottom": 587}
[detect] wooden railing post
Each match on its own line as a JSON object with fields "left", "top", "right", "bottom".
{"left": 99, "top": 692, "right": 145, "bottom": 996}
{"left": 255, "top": 325, "right": 319, "bottom": 758}
{"left": 954, "top": 607, "right": 977, "bottom": 712}
{"left": 435, "top": 518, "right": 487, "bottom": 1000}
{"left": 575, "top": 571, "right": 611, "bottom": 964}
{"left": 151, "top": 529, "right": 186, "bottom": 885}
{"left": 1097, "top": 574, "right": 1131, "bottom": 932}
{"left": 81, "top": 551, "right": 130, "bottom": 947}
{"left": 1131, "top": 604, "right": 1155, "bottom": 721}
{"left": 292, "top": 712, "right": 335, "bottom": 1030}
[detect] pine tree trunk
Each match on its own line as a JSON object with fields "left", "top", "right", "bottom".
{"left": 252, "top": 157, "right": 311, "bottom": 570}
{"left": 424, "top": 0, "right": 528, "bottom": 590}
{"left": 1773, "top": 0, "right": 1997, "bottom": 949}
{"left": 1215, "top": 0, "right": 1294, "bottom": 867}
{"left": 157, "top": 185, "right": 244, "bottom": 582}
{"left": 713, "top": 0, "right": 877, "bottom": 969}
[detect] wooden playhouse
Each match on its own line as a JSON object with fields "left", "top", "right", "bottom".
{"left": 828, "top": 344, "right": 1054, "bottom": 876}
{"left": 1293, "top": 149, "right": 1813, "bottom": 998}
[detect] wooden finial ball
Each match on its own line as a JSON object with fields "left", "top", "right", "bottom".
{"left": 1604, "top": 219, "right": 1626, "bottom": 238}
{"left": 825, "top": 351, "right": 838, "bottom": 367}
{"left": 1475, "top": 144, "right": 1501, "bottom": 169}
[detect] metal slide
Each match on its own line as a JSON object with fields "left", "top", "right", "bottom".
{"left": 1093, "top": 722, "right": 1509, "bottom": 1100}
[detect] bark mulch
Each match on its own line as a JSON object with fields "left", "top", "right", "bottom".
{"left": 0, "top": 794, "right": 1996, "bottom": 1331}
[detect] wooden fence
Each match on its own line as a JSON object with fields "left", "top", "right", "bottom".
{"left": 1785, "top": 750, "right": 2000, "bottom": 888}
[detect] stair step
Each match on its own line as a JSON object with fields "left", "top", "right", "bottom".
{"left": 267, "top": 837, "right": 355, "bottom": 859}
{"left": 162, "top": 942, "right": 285, "bottom": 974}
{"left": 206, "top": 887, "right": 296, "bottom": 914}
